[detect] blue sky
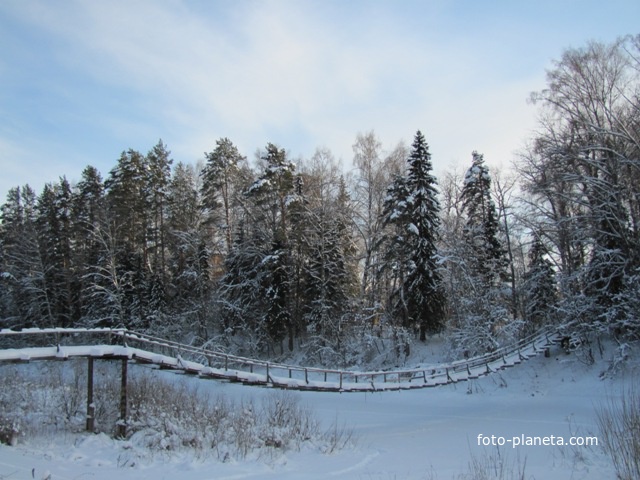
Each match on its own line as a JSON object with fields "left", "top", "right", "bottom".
{"left": 0, "top": 0, "right": 638, "bottom": 201}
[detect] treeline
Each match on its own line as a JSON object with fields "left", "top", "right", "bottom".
{"left": 1, "top": 36, "right": 639, "bottom": 362}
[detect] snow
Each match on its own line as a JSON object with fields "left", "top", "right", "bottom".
{"left": 0, "top": 340, "right": 630, "bottom": 479}
{"left": 0, "top": 328, "right": 556, "bottom": 392}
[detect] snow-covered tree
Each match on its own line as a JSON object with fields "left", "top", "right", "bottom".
{"left": 103, "top": 150, "right": 156, "bottom": 329}
{"left": 352, "top": 131, "right": 406, "bottom": 309}
{"left": 217, "top": 226, "right": 268, "bottom": 353}
{"left": 35, "top": 178, "right": 75, "bottom": 327}
{"left": 461, "top": 152, "right": 508, "bottom": 285}
{"left": 0, "top": 185, "right": 43, "bottom": 329}
{"left": 300, "top": 149, "right": 359, "bottom": 362}
{"left": 152, "top": 162, "right": 210, "bottom": 339}
{"left": 404, "top": 131, "right": 446, "bottom": 339}
{"left": 380, "top": 174, "right": 412, "bottom": 327}
{"left": 200, "top": 138, "right": 248, "bottom": 254}
{"left": 239, "top": 143, "right": 302, "bottom": 352}
{"left": 520, "top": 36, "right": 640, "bottom": 337}
{"left": 451, "top": 152, "right": 513, "bottom": 355}
{"left": 522, "top": 237, "right": 558, "bottom": 333}
{"left": 380, "top": 131, "right": 445, "bottom": 340}
{"left": 146, "top": 140, "right": 173, "bottom": 276}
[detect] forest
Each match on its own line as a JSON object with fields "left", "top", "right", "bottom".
{"left": 1, "top": 36, "right": 639, "bottom": 367}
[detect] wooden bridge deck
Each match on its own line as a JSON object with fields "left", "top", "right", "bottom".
{"left": 0, "top": 328, "right": 561, "bottom": 393}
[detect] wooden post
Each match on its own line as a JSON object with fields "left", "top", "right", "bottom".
{"left": 86, "top": 357, "right": 95, "bottom": 433}
{"left": 116, "top": 358, "right": 128, "bottom": 439}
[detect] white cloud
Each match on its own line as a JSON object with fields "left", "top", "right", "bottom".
{"left": 3, "top": 0, "right": 612, "bottom": 200}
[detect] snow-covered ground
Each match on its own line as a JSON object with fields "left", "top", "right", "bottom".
{"left": 0, "top": 341, "right": 633, "bottom": 479}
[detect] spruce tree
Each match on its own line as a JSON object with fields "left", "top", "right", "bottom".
{"left": 381, "top": 131, "right": 445, "bottom": 340}
{"left": 455, "top": 152, "right": 511, "bottom": 354}
{"left": 522, "top": 237, "right": 557, "bottom": 333}
{"left": 461, "top": 152, "right": 507, "bottom": 285}
{"left": 380, "top": 174, "right": 412, "bottom": 327}
{"left": 405, "top": 131, "right": 446, "bottom": 339}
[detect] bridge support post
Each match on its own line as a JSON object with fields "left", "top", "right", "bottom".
{"left": 86, "top": 357, "right": 94, "bottom": 433}
{"left": 116, "top": 359, "right": 128, "bottom": 439}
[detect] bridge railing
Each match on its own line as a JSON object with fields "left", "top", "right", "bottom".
{"left": 0, "top": 327, "right": 128, "bottom": 350}
{"left": 0, "top": 327, "right": 559, "bottom": 390}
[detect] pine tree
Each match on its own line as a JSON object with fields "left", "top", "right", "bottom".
{"left": 166, "top": 162, "right": 212, "bottom": 339}
{"left": 72, "top": 166, "right": 106, "bottom": 325}
{"left": 146, "top": 140, "right": 173, "bottom": 276}
{"left": 35, "top": 178, "right": 75, "bottom": 327}
{"left": 247, "top": 143, "right": 297, "bottom": 244}
{"left": 105, "top": 149, "right": 151, "bottom": 257}
{"left": 0, "top": 186, "right": 40, "bottom": 328}
{"left": 104, "top": 149, "right": 152, "bottom": 328}
{"left": 200, "top": 138, "right": 246, "bottom": 253}
{"left": 168, "top": 162, "right": 201, "bottom": 234}
{"left": 73, "top": 166, "right": 105, "bottom": 230}
{"left": 242, "top": 143, "right": 300, "bottom": 352}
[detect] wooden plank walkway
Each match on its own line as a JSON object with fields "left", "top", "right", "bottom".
{"left": 0, "top": 327, "right": 561, "bottom": 392}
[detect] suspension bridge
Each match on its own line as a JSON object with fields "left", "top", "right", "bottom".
{"left": 0, "top": 327, "right": 561, "bottom": 393}
{"left": 0, "top": 327, "right": 562, "bottom": 437}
